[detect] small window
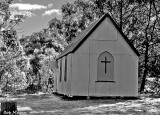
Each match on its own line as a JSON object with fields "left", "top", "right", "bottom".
{"left": 59, "top": 59, "right": 62, "bottom": 82}
{"left": 97, "top": 51, "right": 114, "bottom": 81}
{"left": 64, "top": 56, "right": 67, "bottom": 82}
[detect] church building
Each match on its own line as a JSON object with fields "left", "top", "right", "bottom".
{"left": 54, "top": 13, "right": 139, "bottom": 97}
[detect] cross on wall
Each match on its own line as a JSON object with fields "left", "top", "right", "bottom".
{"left": 101, "top": 57, "right": 111, "bottom": 74}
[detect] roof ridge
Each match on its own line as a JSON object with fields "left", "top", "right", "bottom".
{"left": 57, "top": 13, "right": 139, "bottom": 60}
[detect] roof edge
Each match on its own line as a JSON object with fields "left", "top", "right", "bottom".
{"left": 56, "top": 13, "right": 140, "bottom": 60}
{"left": 107, "top": 15, "right": 140, "bottom": 56}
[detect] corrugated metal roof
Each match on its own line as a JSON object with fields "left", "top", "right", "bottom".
{"left": 57, "top": 13, "right": 139, "bottom": 60}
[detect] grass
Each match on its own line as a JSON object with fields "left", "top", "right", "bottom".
{"left": 1, "top": 92, "right": 160, "bottom": 115}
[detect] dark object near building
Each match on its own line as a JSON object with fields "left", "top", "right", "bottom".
{"left": 1, "top": 101, "right": 17, "bottom": 115}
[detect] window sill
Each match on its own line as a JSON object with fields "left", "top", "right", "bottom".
{"left": 95, "top": 81, "right": 115, "bottom": 83}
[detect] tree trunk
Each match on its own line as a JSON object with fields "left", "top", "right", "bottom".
{"left": 38, "top": 73, "right": 42, "bottom": 90}
{"left": 140, "top": 43, "right": 149, "bottom": 93}
{"left": 140, "top": 2, "right": 152, "bottom": 93}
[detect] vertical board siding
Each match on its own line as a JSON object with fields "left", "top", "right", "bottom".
{"left": 89, "top": 53, "right": 97, "bottom": 96}
{"left": 57, "top": 60, "right": 60, "bottom": 93}
{"left": 63, "top": 54, "right": 72, "bottom": 96}
{"left": 89, "top": 40, "right": 98, "bottom": 54}
{"left": 77, "top": 54, "right": 89, "bottom": 96}
{"left": 70, "top": 53, "right": 90, "bottom": 96}
{"left": 125, "top": 55, "right": 138, "bottom": 96}
{"left": 119, "top": 55, "right": 128, "bottom": 96}
{"left": 111, "top": 55, "right": 121, "bottom": 96}
{"left": 62, "top": 56, "right": 66, "bottom": 95}
{"left": 89, "top": 40, "right": 97, "bottom": 96}
{"left": 71, "top": 54, "right": 79, "bottom": 95}
{"left": 66, "top": 54, "right": 72, "bottom": 96}
{"left": 92, "top": 18, "right": 118, "bottom": 41}
{"left": 114, "top": 41, "right": 123, "bottom": 55}
{"left": 97, "top": 41, "right": 115, "bottom": 55}
{"left": 125, "top": 55, "right": 133, "bottom": 96}
{"left": 95, "top": 83, "right": 111, "bottom": 96}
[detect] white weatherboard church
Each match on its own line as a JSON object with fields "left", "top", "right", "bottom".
{"left": 54, "top": 13, "right": 139, "bottom": 97}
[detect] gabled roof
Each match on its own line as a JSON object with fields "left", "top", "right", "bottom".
{"left": 57, "top": 13, "right": 140, "bottom": 60}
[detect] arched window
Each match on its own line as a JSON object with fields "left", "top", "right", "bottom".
{"left": 97, "top": 51, "right": 114, "bottom": 81}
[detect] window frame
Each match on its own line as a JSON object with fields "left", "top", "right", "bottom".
{"left": 97, "top": 51, "right": 114, "bottom": 82}
{"left": 59, "top": 59, "right": 62, "bottom": 82}
{"left": 64, "top": 56, "right": 67, "bottom": 82}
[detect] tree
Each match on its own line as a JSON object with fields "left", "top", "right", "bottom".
{"left": 19, "top": 28, "right": 63, "bottom": 91}
{"left": 0, "top": 0, "right": 28, "bottom": 93}
{"left": 137, "top": 0, "right": 160, "bottom": 92}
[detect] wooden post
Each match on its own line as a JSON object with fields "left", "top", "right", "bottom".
{"left": 1, "top": 101, "right": 17, "bottom": 115}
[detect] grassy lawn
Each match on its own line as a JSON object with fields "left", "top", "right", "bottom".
{"left": 0, "top": 93, "right": 160, "bottom": 115}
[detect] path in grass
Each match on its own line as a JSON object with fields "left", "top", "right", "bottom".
{"left": 1, "top": 93, "right": 160, "bottom": 115}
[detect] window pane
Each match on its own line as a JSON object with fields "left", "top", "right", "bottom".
{"left": 64, "top": 57, "right": 67, "bottom": 82}
{"left": 97, "top": 51, "right": 114, "bottom": 81}
{"left": 59, "top": 59, "right": 62, "bottom": 82}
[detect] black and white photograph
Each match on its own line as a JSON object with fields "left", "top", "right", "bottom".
{"left": 0, "top": 0, "right": 160, "bottom": 114}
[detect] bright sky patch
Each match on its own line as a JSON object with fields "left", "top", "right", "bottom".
{"left": 42, "top": 9, "right": 61, "bottom": 16}
{"left": 10, "top": 3, "right": 47, "bottom": 11}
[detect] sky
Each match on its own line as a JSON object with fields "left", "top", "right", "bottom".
{"left": 10, "top": 0, "right": 75, "bottom": 38}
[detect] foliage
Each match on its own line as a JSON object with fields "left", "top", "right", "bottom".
{"left": 0, "top": 0, "right": 29, "bottom": 93}
{"left": 19, "top": 28, "right": 61, "bottom": 92}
